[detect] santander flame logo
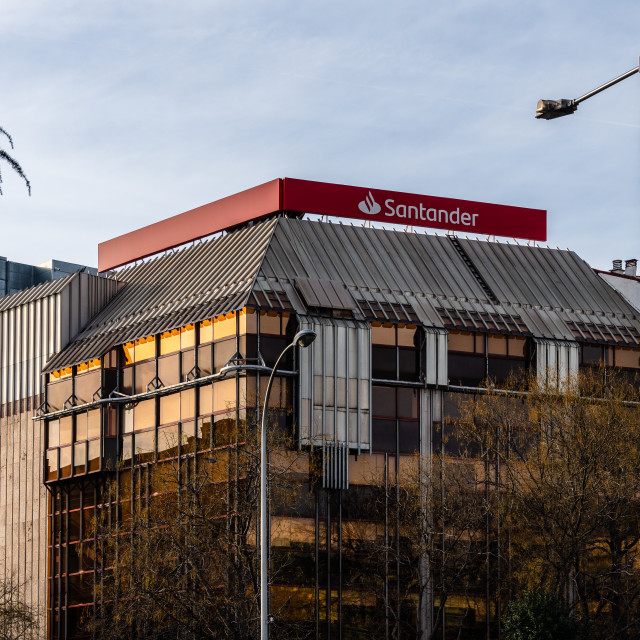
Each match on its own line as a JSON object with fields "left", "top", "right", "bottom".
{"left": 358, "top": 191, "right": 381, "bottom": 215}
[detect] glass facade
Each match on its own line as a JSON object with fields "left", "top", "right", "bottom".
{"left": 42, "top": 310, "right": 640, "bottom": 639}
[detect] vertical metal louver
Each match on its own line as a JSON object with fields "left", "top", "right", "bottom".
{"left": 534, "top": 338, "right": 579, "bottom": 389}
{"left": 321, "top": 441, "right": 349, "bottom": 490}
{"left": 298, "top": 316, "right": 371, "bottom": 452}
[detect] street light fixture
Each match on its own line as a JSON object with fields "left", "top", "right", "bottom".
{"left": 260, "top": 329, "right": 316, "bottom": 640}
{"left": 536, "top": 59, "right": 639, "bottom": 120}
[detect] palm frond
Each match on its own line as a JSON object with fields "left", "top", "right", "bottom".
{"left": 0, "top": 127, "right": 14, "bottom": 148}
{"left": 0, "top": 150, "right": 31, "bottom": 195}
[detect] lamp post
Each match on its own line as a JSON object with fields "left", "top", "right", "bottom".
{"left": 536, "top": 58, "right": 639, "bottom": 119}
{"left": 260, "top": 329, "right": 316, "bottom": 640}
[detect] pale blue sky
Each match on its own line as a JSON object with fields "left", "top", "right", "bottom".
{"left": 1, "top": 0, "right": 638, "bottom": 271}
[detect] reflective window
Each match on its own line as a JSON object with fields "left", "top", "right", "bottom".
{"left": 180, "top": 389, "right": 195, "bottom": 421}
{"left": 74, "top": 443, "right": 86, "bottom": 475}
{"left": 75, "top": 370, "right": 101, "bottom": 404}
{"left": 48, "top": 420, "right": 60, "bottom": 448}
{"left": 158, "top": 354, "right": 180, "bottom": 387}
{"left": 87, "top": 409, "right": 101, "bottom": 440}
{"left": 158, "top": 425, "right": 180, "bottom": 460}
{"left": 372, "top": 324, "right": 419, "bottom": 381}
{"left": 159, "top": 393, "right": 180, "bottom": 426}
{"left": 134, "top": 431, "right": 155, "bottom": 463}
{"left": 134, "top": 400, "right": 155, "bottom": 431}
{"left": 371, "top": 385, "right": 419, "bottom": 454}
{"left": 59, "top": 417, "right": 73, "bottom": 446}
{"left": 59, "top": 446, "right": 72, "bottom": 479}
{"left": 48, "top": 379, "right": 73, "bottom": 411}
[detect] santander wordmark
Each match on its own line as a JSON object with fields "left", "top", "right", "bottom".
{"left": 283, "top": 178, "right": 547, "bottom": 242}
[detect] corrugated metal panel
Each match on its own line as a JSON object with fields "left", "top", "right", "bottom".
{"left": 259, "top": 219, "right": 640, "bottom": 344}
{"left": 294, "top": 277, "right": 355, "bottom": 310}
{"left": 43, "top": 218, "right": 279, "bottom": 371}
{"left": 0, "top": 272, "right": 77, "bottom": 312}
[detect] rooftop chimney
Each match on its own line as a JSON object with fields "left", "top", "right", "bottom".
{"left": 612, "top": 259, "right": 623, "bottom": 273}
{"left": 625, "top": 259, "right": 638, "bottom": 277}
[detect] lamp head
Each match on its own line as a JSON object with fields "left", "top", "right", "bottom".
{"left": 294, "top": 329, "right": 316, "bottom": 348}
{"left": 535, "top": 98, "right": 578, "bottom": 120}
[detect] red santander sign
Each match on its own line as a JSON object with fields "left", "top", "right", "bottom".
{"left": 99, "top": 177, "right": 547, "bottom": 271}
{"left": 282, "top": 178, "right": 547, "bottom": 241}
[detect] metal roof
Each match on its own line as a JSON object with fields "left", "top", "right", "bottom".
{"left": 45, "top": 216, "right": 640, "bottom": 371}
{"left": 256, "top": 218, "right": 640, "bottom": 344}
{"left": 0, "top": 272, "right": 78, "bottom": 312}
{"left": 44, "top": 217, "right": 279, "bottom": 372}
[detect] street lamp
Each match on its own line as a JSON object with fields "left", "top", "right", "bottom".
{"left": 536, "top": 58, "right": 639, "bottom": 119}
{"left": 260, "top": 329, "right": 316, "bottom": 640}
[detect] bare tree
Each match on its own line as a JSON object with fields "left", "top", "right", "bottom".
{"left": 0, "top": 579, "right": 37, "bottom": 640}
{"left": 88, "top": 421, "right": 312, "bottom": 640}
{"left": 457, "top": 368, "right": 640, "bottom": 639}
{"left": 0, "top": 128, "right": 30, "bottom": 195}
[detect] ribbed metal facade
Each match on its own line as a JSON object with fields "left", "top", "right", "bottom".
{"left": 0, "top": 273, "right": 118, "bottom": 638}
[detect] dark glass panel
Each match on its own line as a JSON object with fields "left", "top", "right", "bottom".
{"left": 121, "top": 366, "right": 133, "bottom": 394}
{"left": 443, "top": 392, "right": 463, "bottom": 421}
{"left": 399, "top": 421, "right": 419, "bottom": 454}
{"left": 372, "top": 386, "right": 396, "bottom": 418}
{"left": 239, "top": 334, "right": 258, "bottom": 361}
{"left": 488, "top": 357, "right": 526, "bottom": 385}
{"left": 397, "top": 387, "right": 418, "bottom": 419}
{"left": 197, "top": 344, "right": 213, "bottom": 376}
{"left": 67, "top": 543, "right": 81, "bottom": 573}
{"left": 68, "top": 511, "right": 81, "bottom": 543}
{"left": 581, "top": 343, "right": 605, "bottom": 366}
{"left": 69, "top": 487, "right": 82, "bottom": 510}
{"left": 372, "top": 419, "right": 397, "bottom": 453}
{"left": 158, "top": 353, "right": 180, "bottom": 387}
{"left": 82, "top": 509, "right": 95, "bottom": 541}
{"left": 87, "top": 409, "right": 101, "bottom": 439}
{"left": 398, "top": 346, "right": 419, "bottom": 381}
{"left": 448, "top": 353, "right": 486, "bottom": 386}
{"left": 181, "top": 349, "right": 195, "bottom": 380}
{"left": 107, "top": 406, "right": 117, "bottom": 437}
{"left": 372, "top": 345, "right": 396, "bottom": 379}
{"left": 260, "top": 336, "right": 290, "bottom": 369}
{"left": 59, "top": 446, "right": 72, "bottom": 478}
{"left": 196, "top": 417, "right": 213, "bottom": 451}
{"left": 134, "top": 430, "right": 155, "bottom": 464}
{"left": 213, "top": 337, "right": 236, "bottom": 372}
{"left": 214, "top": 412, "right": 236, "bottom": 446}
{"left": 73, "top": 443, "right": 86, "bottom": 475}
{"left": 75, "top": 370, "right": 101, "bottom": 404}
{"left": 47, "top": 379, "right": 73, "bottom": 411}
{"left": 67, "top": 574, "right": 92, "bottom": 606}
{"left": 88, "top": 440, "right": 100, "bottom": 472}
{"left": 134, "top": 360, "right": 156, "bottom": 394}
{"left": 158, "top": 425, "right": 180, "bottom": 460}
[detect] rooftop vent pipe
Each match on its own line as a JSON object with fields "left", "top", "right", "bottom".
{"left": 612, "top": 259, "right": 623, "bottom": 273}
